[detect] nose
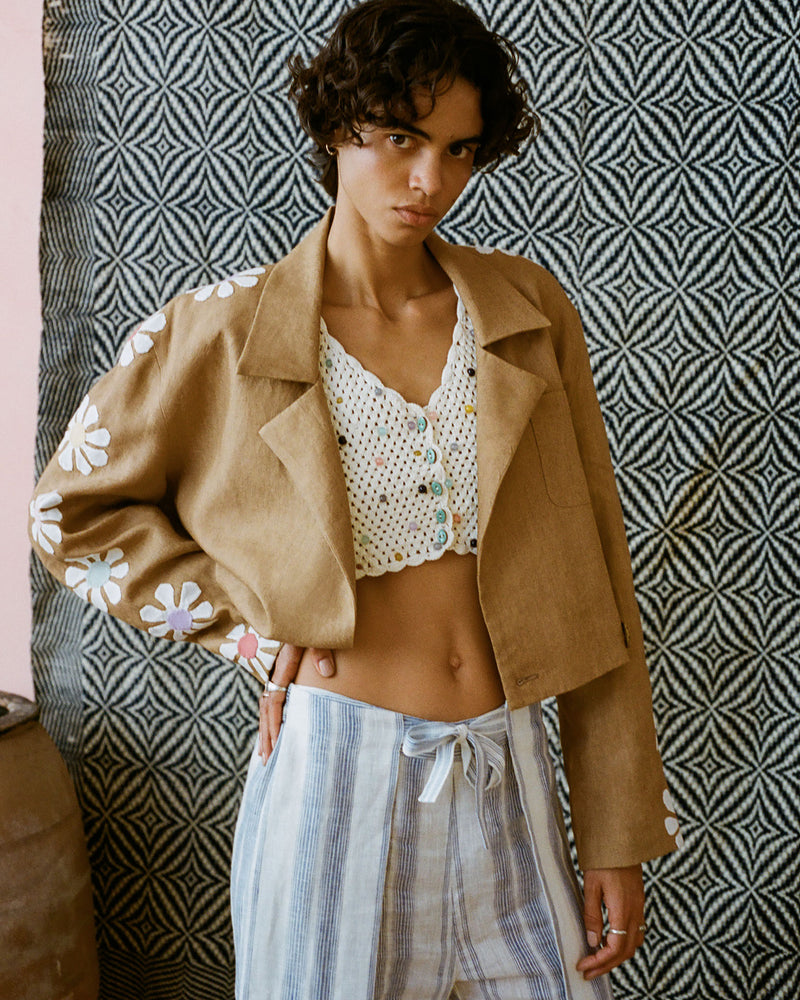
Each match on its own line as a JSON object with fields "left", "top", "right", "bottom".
{"left": 409, "top": 150, "right": 443, "bottom": 198}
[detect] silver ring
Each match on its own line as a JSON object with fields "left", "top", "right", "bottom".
{"left": 266, "top": 680, "right": 288, "bottom": 694}
{"left": 608, "top": 928, "right": 627, "bottom": 936}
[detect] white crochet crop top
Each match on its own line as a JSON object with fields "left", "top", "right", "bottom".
{"left": 320, "top": 287, "right": 478, "bottom": 579}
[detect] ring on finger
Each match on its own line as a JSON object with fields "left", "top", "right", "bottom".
{"left": 607, "top": 928, "right": 627, "bottom": 936}
{"left": 638, "top": 924, "right": 647, "bottom": 933}
{"left": 265, "top": 680, "right": 288, "bottom": 695}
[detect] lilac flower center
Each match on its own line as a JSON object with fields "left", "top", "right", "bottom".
{"left": 167, "top": 608, "right": 193, "bottom": 632}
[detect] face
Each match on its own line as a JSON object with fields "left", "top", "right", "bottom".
{"left": 333, "top": 75, "right": 483, "bottom": 246}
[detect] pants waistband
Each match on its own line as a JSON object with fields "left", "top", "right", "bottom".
{"left": 288, "top": 684, "right": 509, "bottom": 847}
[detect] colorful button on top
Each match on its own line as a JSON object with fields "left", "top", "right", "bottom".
{"left": 325, "top": 357, "right": 333, "bottom": 368}
{"left": 426, "top": 448, "right": 436, "bottom": 464}
{"left": 435, "top": 508, "right": 447, "bottom": 523}
{"left": 467, "top": 367, "right": 476, "bottom": 376}
{"left": 464, "top": 404, "right": 474, "bottom": 414}
{"left": 378, "top": 426, "right": 387, "bottom": 437}
{"left": 408, "top": 419, "right": 417, "bottom": 431}
{"left": 445, "top": 478, "right": 453, "bottom": 489}
{"left": 436, "top": 528, "right": 448, "bottom": 545}
{"left": 431, "top": 481, "right": 443, "bottom": 496}
{"left": 375, "top": 387, "right": 383, "bottom": 396}
{"left": 417, "top": 416, "right": 427, "bottom": 432}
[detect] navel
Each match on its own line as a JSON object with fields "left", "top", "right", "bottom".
{"left": 448, "top": 654, "right": 463, "bottom": 673}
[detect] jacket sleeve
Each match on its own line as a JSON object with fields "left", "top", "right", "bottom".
{"left": 29, "top": 293, "right": 281, "bottom": 685}
{"left": 541, "top": 275, "right": 681, "bottom": 870}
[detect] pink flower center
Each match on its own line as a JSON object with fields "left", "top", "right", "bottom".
{"left": 238, "top": 633, "right": 258, "bottom": 660}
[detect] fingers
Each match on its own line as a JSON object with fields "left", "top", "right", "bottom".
{"left": 266, "top": 689, "right": 287, "bottom": 757}
{"left": 312, "top": 648, "right": 336, "bottom": 677}
{"left": 576, "top": 865, "right": 645, "bottom": 980}
{"left": 257, "top": 645, "right": 336, "bottom": 765}
{"left": 258, "top": 644, "right": 298, "bottom": 765}
{"left": 275, "top": 643, "right": 303, "bottom": 682}
{"left": 258, "top": 688, "right": 269, "bottom": 763}
{"left": 582, "top": 870, "right": 604, "bottom": 951}
{"left": 266, "top": 644, "right": 298, "bottom": 757}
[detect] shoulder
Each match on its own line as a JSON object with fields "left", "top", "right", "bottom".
{"left": 447, "top": 242, "right": 580, "bottom": 328}
{"left": 166, "top": 263, "right": 277, "bottom": 345}
{"left": 119, "top": 261, "right": 277, "bottom": 374}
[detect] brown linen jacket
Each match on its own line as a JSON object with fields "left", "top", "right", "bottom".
{"left": 31, "top": 209, "right": 679, "bottom": 870}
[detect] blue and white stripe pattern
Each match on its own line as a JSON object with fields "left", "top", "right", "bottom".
{"left": 231, "top": 685, "right": 612, "bottom": 1000}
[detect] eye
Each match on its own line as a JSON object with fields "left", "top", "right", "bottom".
{"left": 388, "top": 133, "right": 413, "bottom": 149}
{"left": 449, "top": 143, "right": 476, "bottom": 160}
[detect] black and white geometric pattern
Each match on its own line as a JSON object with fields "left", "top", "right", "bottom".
{"left": 34, "top": 1, "right": 799, "bottom": 998}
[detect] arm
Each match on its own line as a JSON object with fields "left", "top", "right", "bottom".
{"left": 539, "top": 284, "right": 675, "bottom": 974}
{"left": 546, "top": 287, "right": 679, "bottom": 870}
{"left": 30, "top": 295, "right": 281, "bottom": 683}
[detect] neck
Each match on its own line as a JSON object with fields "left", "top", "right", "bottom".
{"left": 324, "top": 201, "right": 446, "bottom": 315}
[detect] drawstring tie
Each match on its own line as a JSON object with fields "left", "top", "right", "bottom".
{"left": 401, "top": 715, "right": 507, "bottom": 848}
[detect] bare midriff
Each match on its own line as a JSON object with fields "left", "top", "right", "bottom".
{"left": 295, "top": 550, "right": 505, "bottom": 721}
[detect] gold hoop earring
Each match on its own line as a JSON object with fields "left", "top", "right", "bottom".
{"left": 325, "top": 144, "right": 336, "bottom": 156}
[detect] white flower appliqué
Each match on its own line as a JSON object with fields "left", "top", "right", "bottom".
{"left": 119, "top": 310, "right": 166, "bottom": 367}
{"left": 473, "top": 244, "right": 518, "bottom": 257}
{"left": 30, "top": 491, "right": 63, "bottom": 555}
{"left": 65, "top": 548, "right": 129, "bottom": 612}
{"left": 219, "top": 625, "right": 281, "bottom": 681}
{"left": 192, "top": 266, "right": 266, "bottom": 302}
{"left": 140, "top": 581, "right": 215, "bottom": 640}
{"left": 662, "top": 788, "right": 684, "bottom": 849}
{"left": 58, "top": 396, "right": 111, "bottom": 475}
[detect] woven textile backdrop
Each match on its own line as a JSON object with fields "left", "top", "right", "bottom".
{"left": 33, "top": 1, "right": 798, "bottom": 997}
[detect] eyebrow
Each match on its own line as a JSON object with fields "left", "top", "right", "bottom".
{"left": 387, "top": 120, "right": 483, "bottom": 146}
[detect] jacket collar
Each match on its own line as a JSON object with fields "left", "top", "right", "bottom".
{"left": 237, "top": 207, "right": 553, "bottom": 382}
{"left": 244, "top": 208, "right": 558, "bottom": 583}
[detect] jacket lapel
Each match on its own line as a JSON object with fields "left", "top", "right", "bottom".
{"left": 238, "top": 212, "right": 559, "bottom": 580}
{"left": 239, "top": 211, "right": 357, "bottom": 586}
{"left": 428, "top": 238, "right": 555, "bottom": 543}
{"left": 257, "top": 381, "right": 357, "bottom": 584}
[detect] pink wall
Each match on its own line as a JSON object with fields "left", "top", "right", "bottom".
{"left": 1, "top": 5, "right": 44, "bottom": 699}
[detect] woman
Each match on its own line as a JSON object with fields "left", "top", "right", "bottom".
{"left": 30, "top": 1, "right": 680, "bottom": 997}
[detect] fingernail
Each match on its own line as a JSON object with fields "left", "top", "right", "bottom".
{"left": 587, "top": 931, "right": 598, "bottom": 948}
{"left": 318, "top": 657, "right": 334, "bottom": 677}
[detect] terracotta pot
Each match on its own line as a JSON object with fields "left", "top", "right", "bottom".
{"left": 0, "top": 692, "right": 99, "bottom": 1000}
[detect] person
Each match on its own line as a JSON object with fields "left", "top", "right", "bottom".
{"left": 29, "top": 1, "right": 681, "bottom": 997}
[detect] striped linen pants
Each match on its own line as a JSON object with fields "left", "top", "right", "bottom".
{"left": 231, "top": 685, "right": 613, "bottom": 1000}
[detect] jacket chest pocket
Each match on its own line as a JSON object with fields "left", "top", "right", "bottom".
{"left": 530, "top": 390, "right": 591, "bottom": 508}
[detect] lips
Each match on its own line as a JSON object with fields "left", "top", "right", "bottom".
{"left": 395, "top": 205, "right": 439, "bottom": 225}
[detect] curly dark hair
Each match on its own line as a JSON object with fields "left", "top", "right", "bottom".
{"left": 288, "top": 0, "right": 540, "bottom": 198}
